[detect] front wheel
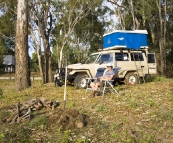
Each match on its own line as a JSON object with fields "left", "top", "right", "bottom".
{"left": 125, "top": 73, "right": 139, "bottom": 85}
{"left": 74, "top": 74, "right": 88, "bottom": 89}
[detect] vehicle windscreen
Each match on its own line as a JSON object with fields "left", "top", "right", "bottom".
{"left": 83, "top": 54, "right": 99, "bottom": 64}
{"left": 97, "top": 53, "right": 113, "bottom": 63}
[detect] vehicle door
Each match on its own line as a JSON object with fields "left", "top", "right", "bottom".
{"left": 147, "top": 53, "right": 157, "bottom": 74}
{"left": 115, "top": 52, "right": 130, "bottom": 69}
{"left": 94, "top": 53, "right": 114, "bottom": 76}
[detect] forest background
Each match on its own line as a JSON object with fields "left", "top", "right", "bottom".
{"left": 0, "top": 0, "right": 173, "bottom": 90}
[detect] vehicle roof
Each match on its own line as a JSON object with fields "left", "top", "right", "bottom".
{"left": 103, "top": 30, "right": 148, "bottom": 37}
{"left": 90, "top": 49, "right": 146, "bottom": 55}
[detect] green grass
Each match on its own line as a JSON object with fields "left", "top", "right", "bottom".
{"left": 0, "top": 77, "right": 173, "bottom": 142}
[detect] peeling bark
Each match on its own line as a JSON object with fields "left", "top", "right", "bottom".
{"left": 15, "top": 0, "right": 31, "bottom": 91}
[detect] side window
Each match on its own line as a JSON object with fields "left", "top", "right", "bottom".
{"left": 115, "top": 53, "right": 129, "bottom": 61}
{"left": 98, "top": 54, "right": 113, "bottom": 63}
{"left": 131, "top": 53, "right": 144, "bottom": 61}
{"left": 148, "top": 54, "right": 155, "bottom": 63}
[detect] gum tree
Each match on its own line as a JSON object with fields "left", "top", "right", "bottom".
{"left": 15, "top": 0, "right": 31, "bottom": 91}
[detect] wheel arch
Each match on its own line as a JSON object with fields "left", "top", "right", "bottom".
{"left": 73, "top": 70, "right": 92, "bottom": 78}
{"left": 124, "top": 71, "right": 138, "bottom": 77}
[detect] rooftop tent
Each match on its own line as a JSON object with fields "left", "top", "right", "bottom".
{"left": 103, "top": 30, "right": 148, "bottom": 50}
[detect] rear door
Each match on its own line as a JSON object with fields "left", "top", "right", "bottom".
{"left": 130, "top": 52, "right": 148, "bottom": 75}
{"left": 147, "top": 53, "right": 157, "bottom": 74}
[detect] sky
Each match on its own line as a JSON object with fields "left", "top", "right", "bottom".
{"left": 103, "top": 0, "right": 118, "bottom": 24}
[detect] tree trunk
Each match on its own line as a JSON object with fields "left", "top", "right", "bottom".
{"left": 157, "top": 0, "right": 166, "bottom": 76}
{"left": 164, "top": 0, "right": 167, "bottom": 76}
{"left": 30, "top": 25, "right": 45, "bottom": 84}
{"left": 148, "top": 22, "right": 156, "bottom": 45}
{"left": 130, "top": 0, "right": 135, "bottom": 30}
{"left": 59, "top": 40, "right": 67, "bottom": 67}
{"left": 42, "top": 36, "right": 52, "bottom": 83}
{"left": 45, "top": 41, "right": 52, "bottom": 82}
{"left": 15, "top": 0, "right": 31, "bottom": 91}
{"left": 37, "top": 44, "right": 45, "bottom": 84}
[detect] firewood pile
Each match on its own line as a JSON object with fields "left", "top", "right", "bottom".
{"left": 5, "top": 97, "right": 60, "bottom": 124}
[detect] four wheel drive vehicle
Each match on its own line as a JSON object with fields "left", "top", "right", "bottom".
{"left": 66, "top": 48, "right": 156, "bottom": 89}
{"left": 54, "top": 30, "right": 157, "bottom": 88}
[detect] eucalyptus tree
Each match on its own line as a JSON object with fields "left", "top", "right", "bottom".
{"left": 15, "top": 0, "right": 31, "bottom": 91}
{"left": 73, "top": 4, "right": 112, "bottom": 57}
{"left": 52, "top": 0, "right": 103, "bottom": 67}
{"left": 29, "top": 0, "right": 53, "bottom": 83}
{"left": 107, "top": 0, "right": 173, "bottom": 76}
{"left": 107, "top": 0, "right": 140, "bottom": 30}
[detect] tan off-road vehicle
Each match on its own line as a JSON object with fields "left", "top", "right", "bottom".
{"left": 66, "top": 48, "right": 156, "bottom": 88}
{"left": 54, "top": 30, "right": 156, "bottom": 88}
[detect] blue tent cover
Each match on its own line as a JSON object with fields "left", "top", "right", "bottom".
{"left": 103, "top": 30, "right": 148, "bottom": 50}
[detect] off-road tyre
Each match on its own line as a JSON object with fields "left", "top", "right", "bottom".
{"left": 74, "top": 74, "right": 88, "bottom": 89}
{"left": 125, "top": 73, "right": 139, "bottom": 85}
{"left": 55, "top": 78, "right": 62, "bottom": 87}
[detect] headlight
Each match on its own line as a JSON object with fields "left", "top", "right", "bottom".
{"left": 68, "top": 68, "right": 73, "bottom": 72}
{"left": 66, "top": 68, "right": 72, "bottom": 74}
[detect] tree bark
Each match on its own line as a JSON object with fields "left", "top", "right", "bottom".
{"left": 30, "top": 24, "right": 45, "bottom": 84}
{"left": 41, "top": 2, "right": 52, "bottom": 83}
{"left": 15, "top": 0, "right": 31, "bottom": 91}
{"left": 156, "top": 0, "right": 166, "bottom": 76}
{"left": 164, "top": 0, "right": 167, "bottom": 76}
{"left": 130, "top": 0, "right": 135, "bottom": 30}
{"left": 37, "top": 43, "right": 45, "bottom": 84}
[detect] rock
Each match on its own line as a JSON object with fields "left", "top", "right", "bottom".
{"left": 76, "top": 122, "right": 84, "bottom": 128}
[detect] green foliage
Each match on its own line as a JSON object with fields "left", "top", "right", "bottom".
{"left": 67, "top": 102, "right": 76, "bottom": 108}
{"left": 28, "top": 114, "right": 48, "bottom": 130}
{"left": 108, "top": 0, "right": 173, "bottom": 76}
{"left": 60, "top": 130, "right": 71, "bottom": 143}
{"left": 96, "top": 104, "right": 106, "bottom": 112}
{"left": 77, "top": 136, "right": 91, "bottom": 143}
{"left": 156, "top": 109, "right": 173, "bottom": 121}
{"left": 0, "top": 134, "right": 5, "bottom": 142}
{"left": 51, "top": 0, "right": 107, "bottom": 65}
{"left": 3, "top": 124, "right": 34, "bottom": 143}
{"left": 129, "top": 99, "right": 138, "bottom": 108}
{"left": 0, "top": 89, "right": 3, "bottom": 98}
{"left": 30, "top": 52, "right": 39, "bottom": 72}
{"left": 153, "top": 76, "right": 169, "bottom": 82}
{"left": 0, "top": 0, "right": 16, "bottom": 57}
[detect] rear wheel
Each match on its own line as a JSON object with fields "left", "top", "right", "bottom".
{"left": 74, "top": 74, "right": 88, "bottom": 89}
{"left": 125, "top": 73, "right": 139, "bottom": 85}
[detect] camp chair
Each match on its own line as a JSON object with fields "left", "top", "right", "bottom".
{"left": 85, "top": 67, "right": 106, "bottom": 92}
{"left": 99, "top": 67, "right": 120, "bottom": 96}
{"left": 86, "top": 67, "right": 120, "bottom": 96}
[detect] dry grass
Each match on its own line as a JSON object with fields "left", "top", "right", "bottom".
{"left": 0, "top": 77, "right": 173, "bottom": 142}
